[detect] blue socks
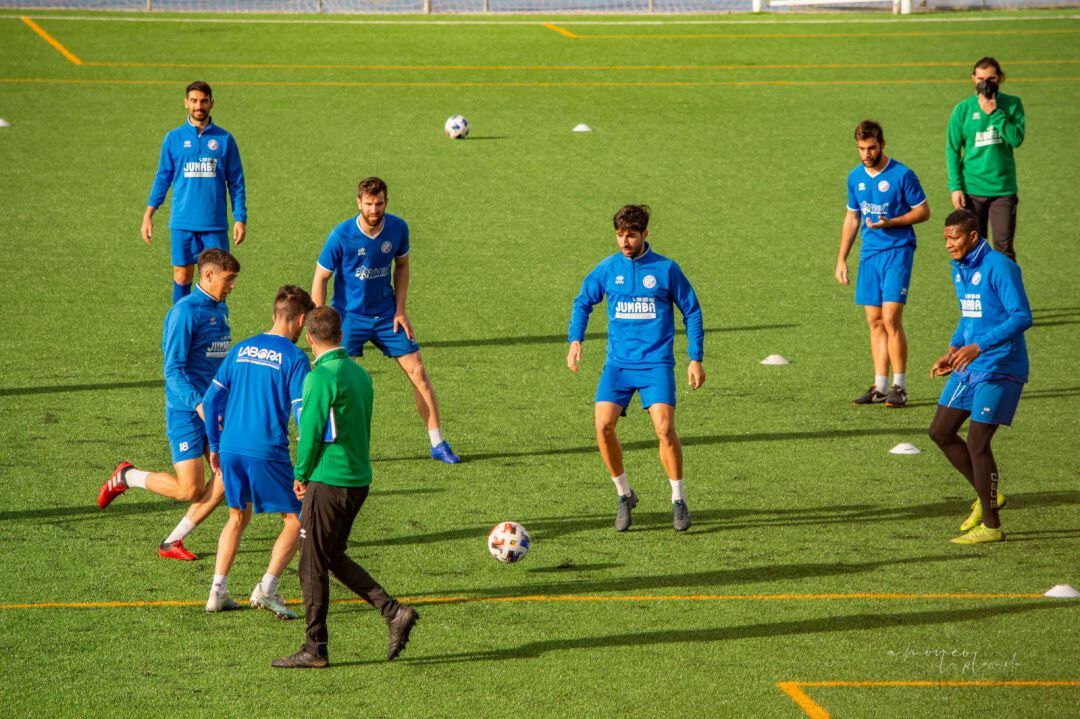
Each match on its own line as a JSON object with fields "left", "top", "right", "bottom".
{"left": 172, "top": 281, "right": 192, "bottom": 304}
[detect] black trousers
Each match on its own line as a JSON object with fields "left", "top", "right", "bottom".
{"left": 966, "top": 194, "right": 1018, "bottom": 262}
{"left": 299, "top": 482, "right": 397, "bottom": 657}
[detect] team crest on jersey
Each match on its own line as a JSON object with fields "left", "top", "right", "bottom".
{"left": 877, "top": 180, "right": 890, "bottom": 192}
{"left": 381, "top": 241, "right": 392, "bottom": 254}
{"left": 972, "top": 271, "right": 982, "bottom": 286}
{"left": 858, "top": 182, "right": 866, "bottom": 191}
{"left": 955, "top": 273, "right": 962, "bottom": 283}
{"left": 615, "top": 275, "right": 625, "bottom": 285}
{"left": 183, "top": 140, "right": 192, "bottom": 148}
{"left": 357, "top": 247, "right": 366, "bottom": 256}
{"left": 207, "top": 139, "right": 219, "bottom": 151}
{"left": 642, "top": 275, "right": 657, "bottom": 289}
{"left": 973, "top": 112, "right": 981, "bottom": 120}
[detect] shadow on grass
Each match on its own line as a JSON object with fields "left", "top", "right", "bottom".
{"left": 907, "top": 385, "right": 1080, "bottom": 409}
{"left": 423, "top": 323, "right": 798, "bottom": 350}
{"left": 0, "top": 379, "right": 164, "bottom": 398}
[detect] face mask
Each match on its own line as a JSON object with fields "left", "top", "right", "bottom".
{"left": 976, "top": 78, "right": 999, "bottom": 99}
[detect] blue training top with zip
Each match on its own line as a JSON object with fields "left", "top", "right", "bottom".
{"left": 147, "top": 117, "right": 247, "bottom": 231}
{"left": 317, "top": 213, "right": 410, "bottom": 317}
{"left": 203, "top": 333, "right": 310, "bottom": 462}
{"left": 948, "top": 239, "right": 1032, "bottom": 381}
{"left": 162, "top": 285, "right": 232, "bottom": 411}
{"left": 568, "top": 243, "right": 703, "bottom": 368}
{"left": 846, "top": 157, "right": 927, "bottom": 256}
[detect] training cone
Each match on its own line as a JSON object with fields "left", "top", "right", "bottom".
{"left": 0, "top": 119, "right": 10, "bottom": 127}
{"left": 760, "top": 354, "right": 789, "bottom": 365}
{"left": 1045, "top": 584, "right": 1080, "bottom": 599}
{"left": 889, "top": 442, "right": 921, "bottom": 455}
{"left": 572, "top": 123, "right": 592, "bottom": 132}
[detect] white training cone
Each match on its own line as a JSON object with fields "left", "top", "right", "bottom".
{"left": 760, "top": 354, "right": 790, "bottom": 365}
{"left": 0, "top": 119, "right": 10, "bottom": 127}
{"left": 572, "top": 123, "right": 592, "bottom": 132}
{"left": 1045, "top": 584, "right": 1080, "bottom": 599}
{"left": 889, "top": 443, "right": 922, "bottom": 455}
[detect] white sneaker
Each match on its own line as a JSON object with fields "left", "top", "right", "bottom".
{"left": 206, "top": 590, "right": 242, "bottom": 613}
{"left": 250, "top": 584, "right": 299, "bottom": 620}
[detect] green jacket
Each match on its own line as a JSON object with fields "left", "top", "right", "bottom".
{"left": 946, "top": 91, "right": 1025, "bottom": 197}
{"left": 294, "top": 347, "right": 374, "bottom": 488}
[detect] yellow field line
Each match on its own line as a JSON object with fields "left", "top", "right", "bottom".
{"left": 19, "top": 16, "right": 82, "bottom": 65}
{"left": 0, "top": 591, "right": 1047, "bottom": 610}
{"left": 541, "top": 22, "right": 578, "bottom": 39}
{"left": 779, "top": 680, "right": 1080, "bottom": 718}
{"left": 2, "top": 76, "right": 1080, "bottom": 90}
{"left": 77, "top": 58, "right": 1080, "bottom": 72}
{"left": 557, "top": 27, "right": 1080, "bottom": 40}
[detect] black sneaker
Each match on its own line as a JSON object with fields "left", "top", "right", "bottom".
{"left": 386, "top": 604, "right": 419, "bottom": 661}
{"left": 271, "top": 650, "right": 329, "bottom": 669}
{"left": 884, "top": 384, "right": 908, "bottom": 408}
{"left": 672, "top": 500, "right": 692, "bottom": 532}
{"left": 852, "top": 386, "right": 888, "bottom": 405}
{"left": 615, "top": 490, "right": 638, "bottom": 532}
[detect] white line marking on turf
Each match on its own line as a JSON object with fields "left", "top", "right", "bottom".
{"left": 0, "top": 12, "right": 1076, "bottom": 26}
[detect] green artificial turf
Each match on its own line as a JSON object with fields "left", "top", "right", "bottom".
{"left": 0, "top": 9, "right": 1078, "bottom": 717}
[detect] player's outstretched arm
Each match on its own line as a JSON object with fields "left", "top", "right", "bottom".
{"left": 836, "top": 211, "right": 860, "bottom": 285}
{"left": 145, "top": 137, "right": 174, "bottom": 244}
{"left": 392, "top": 255, "right": 414, "bottom": 339}
{"left": 567, "top": 269, "right": 604, "bottom": 368}
{"left": 311, "top": 264, "right": 333, "bottom": 308}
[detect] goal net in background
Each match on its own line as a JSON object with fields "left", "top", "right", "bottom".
{"left": 0, "top": 0, "right": 1075, "bottom": 14}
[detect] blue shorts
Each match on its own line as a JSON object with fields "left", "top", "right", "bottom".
{"left": 855, "top": 246, "right": 914, "bottom": 307}
{"left": 220, "top": 452, "right": 300, "bottom": 514}
{"left": 165, "top": 408, "right": 206, "bottom": 463}
{"left": 595, "top": 365, "right": 676, "bottom": 412}
{"left": 939, "top": 374, "right": 1024, "bottom": 426}
{"left": 171, "top": 229, "right": 229, "bottom": 267}
{"left": 343, "top": 313, "right": 420, "bottom": 358}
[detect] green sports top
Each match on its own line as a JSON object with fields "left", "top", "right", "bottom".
{"left": 946, "top": 91, "right": 1026, "bottom": 197}
{"left": 294, "top": 347, "right": 374, "bottom": 488}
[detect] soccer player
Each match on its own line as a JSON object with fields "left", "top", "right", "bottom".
{"left": 836, "top": 120, "right": 930, "bottom": 408}
{"left": 311, "top": 176, "right": 459, "bottom": 464}
{"left": 929, "top": 209, "right": 1032, "bottom": 545}
{"left": 143, "top": 81, "right": 247, "bottom": 304}
{"left": 98, "top": 249, "right": 238, "bottom": 560}
{"left": 272, "top": 307, "right": 418, "bottom": 669}
{"left": 202, "top": 286, "right": 315, "bottom": 617}
{"left": 947, "top": 57, "right": 1025, "bottom": 262}
{"left": 567, "top": 205, "right": 704, "bottom": 533}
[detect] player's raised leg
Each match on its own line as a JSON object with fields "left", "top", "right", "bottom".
{"left": 395, "top": 350, "right": 459, "bottom": 464}
{"left": 207, "top": 504, "right": 250, "bottom": 612}
{"left": 648, "top": 403, "right": 691, "bottom": 532}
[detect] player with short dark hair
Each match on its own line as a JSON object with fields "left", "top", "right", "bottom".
{"left": 143, "top": 81, "right": 247, "bottom": 304}
{"left": 567, "top": 205, "right": 705, "bottom": 532}
{"left": 836, "top": 120, "right": 931, "bottom": 408}
{"left": 99, "top": 249, "right": 239, "bottom": 560}
{"left": 201, "top": 285, "right": 315, "bottom": 617}
{"left": 929, "top": 208, "right": 1032, "bottom": 545}
{"left": 311, "top": 177, "right": 459, "bottom": 464}
{"left": 947, "top": 58, "right": 1025, "bottom": 262}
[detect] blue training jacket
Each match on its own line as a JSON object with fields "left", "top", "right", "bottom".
{"left": 147, "top": 118, "right": 247, "bottom": 231}
{"left": 203, "top": 333, "right": 310, "bottom": 462}
{"left": 948, "top": 239, "right": 1032, "bottom": 381}
{"left": 568, "top": 243, "right": 703, "bottom": 368}
{"left": 162, "top": 285, "right": 232, "bottom": 411}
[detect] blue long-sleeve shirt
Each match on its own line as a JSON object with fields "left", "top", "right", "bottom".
{"left": 203, "top": 333, "right": 310, "bottom": 462}
{"left": 568, "top": 244, "right": 703, "bottom": 368}
{"left": 947, "top": 239, "right": 1032, "bottom": 380}
{"left": 147, "top": 117, "right": 247, "bottom": 231}
{"left": 162, "top": 285, "right": 232, "bottom": 411}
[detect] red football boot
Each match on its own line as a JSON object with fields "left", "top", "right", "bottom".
{"left": 158, "top": 540, "right": 198, "bottom": 561}
{"left": 98, "top": 461, "right": 132, "bottom": 509}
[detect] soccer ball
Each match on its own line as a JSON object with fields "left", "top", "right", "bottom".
{"left": 487, "top": 521, "right": 530, "bottom": 563}
{"left": 444, "top": 115, "right": 469, "bottom": 139}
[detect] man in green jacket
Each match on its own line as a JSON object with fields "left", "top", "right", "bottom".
{"left": 272, "top": 307, "right": 418, "bottom": 669}
{"left": 947, "top": 57, "right": 1025, "bottom": 262}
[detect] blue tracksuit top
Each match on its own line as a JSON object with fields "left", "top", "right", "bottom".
{"left": 162, "top": 285, "right": 232, "bottom": 411}
{"left": 203, "top": 333, "right": 310, "bottom": 462}
{"left": 568, "top": 243, "right": 703, "bottom": 368}
{"left": 147, "top": 117, "right": 247, "bottom": 231}
{"left": 948, "top": 239, "right": 1032, "bottom": 381}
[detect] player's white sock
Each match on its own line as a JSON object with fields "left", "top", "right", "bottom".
{"left": 124, "top": 468, "right": 149, "bottom": 489}
{"left": 211, "top": 574, "right": 227, "bottom": 595}
{"left": 611, "top": 473, "right": 631, "bottom": 497}
{"left": 428, "top": 428, "right": 445, "bottom": 448}
{"left": 260, "top": 573, "right": 280, "bottom": 596}
{"left": 670, "top": 479, "right": 685, "bottom": 503}
{"left": 164, "top": 517, "right": 196, "bottom": 545}
{"left": 875, "top": 375, "right": 888, "bottom": 393}
{"left": 893, "top": 372, "right": 907, "bottom": 389}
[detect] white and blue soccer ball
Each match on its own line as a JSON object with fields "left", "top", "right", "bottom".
{"left": 488, "top": 521, "right": 530, "bottom": 563}
{"left": 444, "top": 114, "right": 469, "bottom": 139}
